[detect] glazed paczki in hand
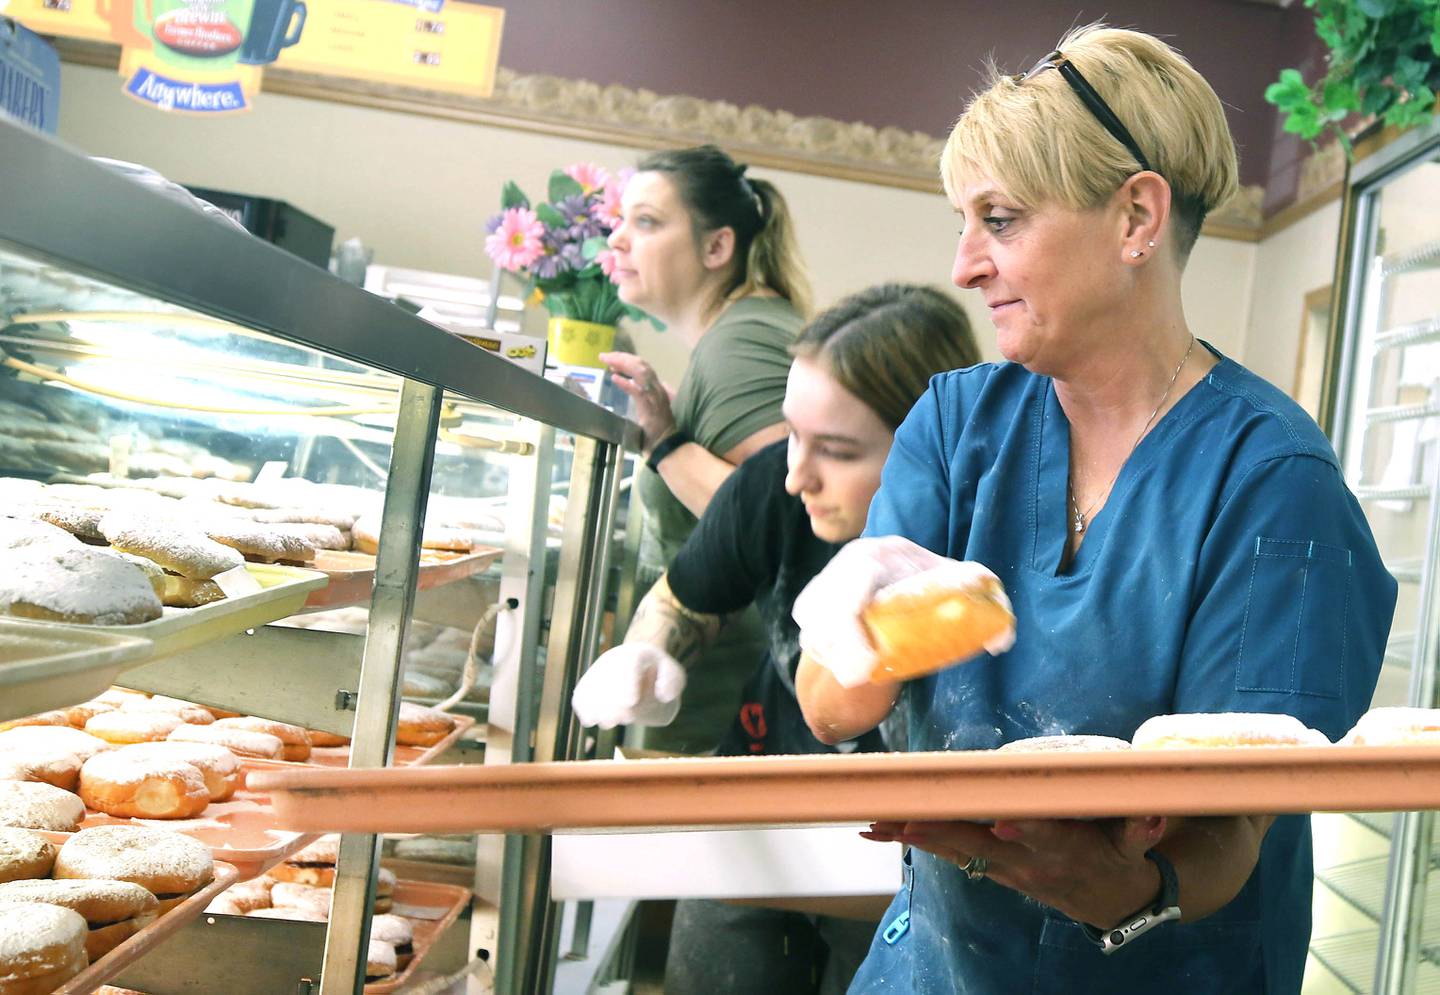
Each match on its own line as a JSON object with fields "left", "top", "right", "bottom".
{"left": 792, "top": 536, "right": 1015, "bottom": 688}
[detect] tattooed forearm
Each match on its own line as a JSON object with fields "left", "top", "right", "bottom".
{"left": 623, "top": 574, "right": 725, "bottom": 668}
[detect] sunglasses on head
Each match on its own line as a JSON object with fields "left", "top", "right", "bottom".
{"left": 1014, "top": 50, "right": 1155, "bottom": 176}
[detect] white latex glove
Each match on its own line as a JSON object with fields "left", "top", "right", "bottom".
{"left": 571, "top": 643, "right": 687, "bottom": 729}
{"left": 792, "top": 535, "right": 949, "bottom": 688}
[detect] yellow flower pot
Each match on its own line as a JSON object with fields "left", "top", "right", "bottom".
{"left": 547, "top": 317, "right": 617, "bottom": 368}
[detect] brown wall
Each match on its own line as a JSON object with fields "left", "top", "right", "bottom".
{"left": 490, "top": 0, "right": 1317, "bottom": 190}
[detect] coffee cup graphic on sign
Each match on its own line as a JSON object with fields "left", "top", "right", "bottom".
{"left": 133, "top": 0, "right": 252, "bottom": 70}
{"left": 237, "top": 0, "right": 305, "bottom": 65}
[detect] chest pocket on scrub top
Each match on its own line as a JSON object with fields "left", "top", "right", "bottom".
{"left": 1235, "top": 537, "right": 1351, "bottom": 698}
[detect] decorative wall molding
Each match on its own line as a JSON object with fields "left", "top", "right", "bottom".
{"left": 55, "top": 39, "right": 1274, "bottom": 239}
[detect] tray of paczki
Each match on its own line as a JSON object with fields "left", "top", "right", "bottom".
{"left": 302, "top": 546, "right": 503, "bottom": 611}
{"left": 0, "top": 691, "right": 323, "bottom": 881}
{"left": 248, "top": 708, "right": 1440, "bottom": 835}
{"left": 200, "top": 836, "right": 471, "bottom": 993}
{"left": 0, "top": 821, "right": 237, "bottom": 994}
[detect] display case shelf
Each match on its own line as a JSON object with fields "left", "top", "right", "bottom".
{"left": 1381, "top": 237, "right": 1440, "bottom": 278}
{"left": 1366, "top": 401, "right": 1440, "bottom": 425}
{"left": 1388, "top": 558, "right": 1426, "bottom": 585}
{"left": 1376, "top": 317, "right": 1440, "bottom": 352}
{"left": 1356, "top": 484, "right": 1431, "bottom": 502}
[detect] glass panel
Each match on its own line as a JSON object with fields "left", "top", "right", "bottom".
{"left": 1306, "top": 147, "right": 1440, "bottom": 995}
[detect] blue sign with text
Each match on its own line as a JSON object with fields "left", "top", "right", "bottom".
{"left": 0, "top": 17, "right": 60, "bottom": 134}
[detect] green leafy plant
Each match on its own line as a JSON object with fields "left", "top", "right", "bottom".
{"left": 1266, "top": 0, "right": 1440, "bottom": 154}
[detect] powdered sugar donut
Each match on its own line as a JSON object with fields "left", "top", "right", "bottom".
{"left": 0, "top": 903, "right": 88, "bottom": 992}
{"left": 249, "top": 507, "right": 357, "bottom": 531}
{"left": 396, "top": 701, "right": 455, "bottom": 747}
{"left": 0, "top": 544, "right": 163, "bottom": 624}
{"left": 54, "top": 825, "right": 213, "bottom": 913}
{"left": 267, "top": 522, "right": 348, "bottom": 551}
{"left": 0, "top": 710, "right": 72, "bottom": 732}
{"left": 1342, "top": 707, "right": 1440, "bottom": 746}
{"left": 0, "top": 726, "right": 110, "bottom": 764}
{"left": 352, "top": 516, "right": 474, "bottom": 555}
{"left": 202, "top": 521, "right": 315, "bottom": 565}
{"left": 997, "top": 734, "right": 1132, "bottom": 753}
{"left": 168, "top": 723, "right": 283, "bottom": 760}
{"left": 79, "top": 750, "right": 210, "bottom": 820}
{"left": 118, "top": 741, "right": 240, "bottom": 802}
{"left": 99, "top": 512, "right": 243, "bottom": 580}
{"left": 121, "top": 695, "right": 215, "bottom": 726}
{"left": 0, "top": 827, "right": 57, "bottom": 882}
{"left": 1131, "top": 712, "right": 1330, "bottom": 749}
{"left": 0, "top": 780, "right": 85, "bottom": 831}
{"left": 36, "top": 503, "right": 107, "bottom": 543}
{"left": 213, "top": 717, "right": 310, "bottom": 762}
{"left": 84, "top": 710, "right": 184, "bottom": 745}
{"left": 0, "top": 516, "right": 79, "bottom": 551}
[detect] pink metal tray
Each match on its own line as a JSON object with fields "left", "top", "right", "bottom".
{"left": 250, "top": 745, "right": 1440, "bottom": 835}
{"left": 56, "top": 762, "right": 316, "bottom": 879}
{"left": 296, "top": 714, "right": 475, "bottom": 769}
{"left": 303, "top": 547, "right": 501, "bottom": 611}
{"left": 53, "top": 860, "right": 239, "bottom": 994}
{"left": 365, "top": 879, "right": 471, "bottom": 994}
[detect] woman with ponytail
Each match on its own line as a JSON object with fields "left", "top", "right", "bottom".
{"left": 603, "top": 144, "right": 812, "bottom": 754}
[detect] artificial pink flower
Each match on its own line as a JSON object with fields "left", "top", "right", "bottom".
{"left": 597, "top": 249, "right": 618, "bottom": 280}
{"left": 564, "top": 162, "right": 611, "bottom": 195}
{"left": 485, "top": 207, "right": 545, "bottom": 271}
{"left": 594, "top": 172, "right": 629, "bottom": 230}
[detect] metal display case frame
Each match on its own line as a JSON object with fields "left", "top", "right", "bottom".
{"left": 1322, "top": 116, "right": 1440, "bottom": 995}
{"left": 0, "top": 118, "right": 640, "bottom": 995}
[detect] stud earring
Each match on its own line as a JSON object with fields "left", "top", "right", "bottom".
{"left": 1130, "top": 250, "right": 1144, "bottom": 258}
{"left": 1147, "top": 240, "right": 1157, "bottom": 248}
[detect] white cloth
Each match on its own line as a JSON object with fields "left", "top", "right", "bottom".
{"left": 571, "top": 643, "right": 688, "bottom": 728}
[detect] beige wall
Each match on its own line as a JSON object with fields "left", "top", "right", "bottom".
{"left": 1244, "top": 202, "right": 1343, "bottom": 406}
{"left": 57, "top": 62, "right": 1277, "bottom": 388}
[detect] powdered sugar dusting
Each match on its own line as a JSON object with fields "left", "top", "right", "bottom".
{"left": 0, "top": 780, "right": 85, "bottom": 830}
{"left": 55, "top": 825, "right": 213, "bottom": 889}
{"left": 0, "top": 545, "right": 162, "bottom": 624}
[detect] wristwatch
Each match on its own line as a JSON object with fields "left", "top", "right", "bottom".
{"left": 1080, "top": 849, "right": 1181, "bottom": 954}
{"left": 645, "top": 431, "right": 690, "bottom": 473}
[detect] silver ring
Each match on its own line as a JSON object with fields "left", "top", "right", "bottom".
{"left": 961, "top": 856, "right": 989, "bottom": 881}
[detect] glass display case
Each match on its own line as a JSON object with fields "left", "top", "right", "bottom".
{"left": 1307, "top": 117, "right": 1440, "bottom": 995}
{"left": 0, "top": 118, "right": 639, "bottom": 994}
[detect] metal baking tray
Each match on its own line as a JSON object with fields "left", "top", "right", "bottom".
{"left": 49, "top": 761, "right": 318, "bottom": 881}
{"left": 49, "top": 859, "right": 240, "bottom": 995}
{"left": 250, "top": 745, "right": 1440, "bottom": 835}
{"left": 0, "top": 619, "right": 152, "bottom": 722}
{"left": 297, "top": 714, "right": 476, "bottom": 769}
{"left": 302, "top": 547, "right": 501, "bottom": 611}
{"left": 16, "top": 563, "right": 329, "bottom": 668}
{"left": 365, "top": 879, "right": 471, "bottom": 993}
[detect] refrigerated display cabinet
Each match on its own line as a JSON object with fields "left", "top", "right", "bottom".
{"left": 0, "top": 117, "right": 639, "bottom": 994}
{"left": 1309, "top": 117, "right": 1440, "bottom": 995}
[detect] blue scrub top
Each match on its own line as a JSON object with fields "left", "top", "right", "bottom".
{"left": 850, "top": 347, "right": 1397, "bottom": 995}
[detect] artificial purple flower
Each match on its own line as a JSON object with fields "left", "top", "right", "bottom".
{"left": 483, "top": 212, "right": 505, "bottom": 235}
{"left": 555, "top": 194, "right": 606, "bottom": 241}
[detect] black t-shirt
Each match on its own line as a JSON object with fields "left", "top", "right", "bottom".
{"left": 669, "top": 440, "right": 885, "bottom": 756}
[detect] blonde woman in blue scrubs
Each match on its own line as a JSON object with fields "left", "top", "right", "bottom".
{"left": 794, "top": 25, "right": 1396, "bottom": 995}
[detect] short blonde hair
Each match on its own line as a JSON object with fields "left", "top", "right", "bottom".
{"left": 942, "top": 24, "right": 1238, "bottom": 258}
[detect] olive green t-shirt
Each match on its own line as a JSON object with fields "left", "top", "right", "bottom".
{"left": 633, "top": 296, "right": 801, "bottom": 754}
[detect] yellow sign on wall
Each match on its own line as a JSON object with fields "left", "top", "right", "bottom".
{"left": 6, "top": 0, "right": 503, "bottom": 114}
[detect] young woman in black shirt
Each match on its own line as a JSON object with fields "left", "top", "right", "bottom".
{"left": 572, "top": 282, "right": 979, "bottom": 994}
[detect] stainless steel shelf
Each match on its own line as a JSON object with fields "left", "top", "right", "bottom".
{"left": 1377, "top": 317, "right": 1440, "bottom": 352}
{"left": 1367, "top": 402, "right": 1440, "bottom": 425}
{"left": 1386, "top": 631, "right": 1418, "bottom": 668}
{"left": 1319, "top": 858, "right": 1390, "bottom": 924}
{"left": 1310, "top": 931, "right": 1376, "bottom": 995}
{"left": 1356, "top": 484, "right": 1431, "bottom": 502}
{"left": 1388, "top": 558, "right": 1427, "bottom": 584}
{"left": 0, "top": 119, "right": 640, "bottom": 451}
{"left": 1382, "top": 238, "right": 1440, "bottom": 278}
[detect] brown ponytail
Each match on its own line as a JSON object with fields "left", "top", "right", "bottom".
{"left": 636, "top": 145, "right": 813, "bottom": 318}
